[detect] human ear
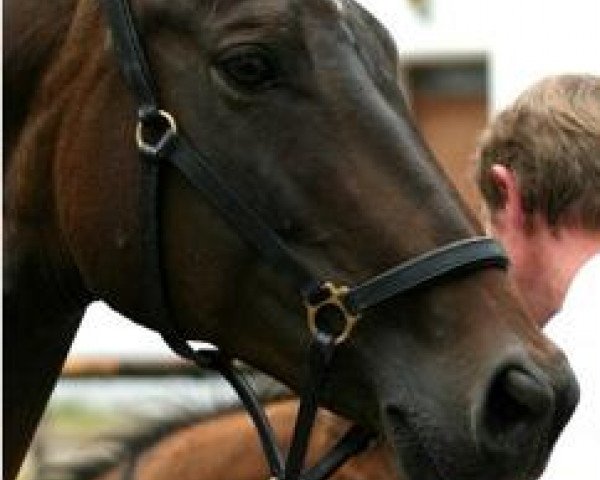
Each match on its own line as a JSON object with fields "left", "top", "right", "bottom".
{"left": 488, "top": 164, "right": 527, "bottom": 230}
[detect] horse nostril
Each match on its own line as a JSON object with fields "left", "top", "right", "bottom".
{"left": 502, "top": 369, "right": 552, "bottom": 416}
{"left": 478, "top": 366, "right": 554, "bottom": 453}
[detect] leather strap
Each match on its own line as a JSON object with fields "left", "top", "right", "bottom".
{"left": 168, "top": 135, "right": 318, "bottom": 294}
{"left": 283, "top": 332, "right": 374, "bottom": 480}
{"left": 345, "top": 236, "right": 508, "bottom": 314}
{"left": 284, "top": 332, "right": 336, "bottom": 480}
{"left": 299, "top": 425, "right": 373, "bottom": 480}
{"left": 210, "top": 354, "right": 286, "bottom": 479}
{"left": 102, "top": 0, "right": 155, "bottom": 113}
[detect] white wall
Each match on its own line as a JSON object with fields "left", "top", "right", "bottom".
{"left": 70, "top": 302, "right": 176, "bottom": 358}
{"left": 487, "top": 0, "right": 600, "bottom": 110}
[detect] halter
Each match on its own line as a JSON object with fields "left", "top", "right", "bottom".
{"left": 101, "top": 1, "right": 509, "bottom": 479}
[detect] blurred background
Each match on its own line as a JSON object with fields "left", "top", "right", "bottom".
{"left": 16, "top": 0, "right": 600, "bottom": 479}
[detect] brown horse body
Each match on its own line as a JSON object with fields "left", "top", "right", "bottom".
{"left": 4, "top": 1, "right": 578, "bottom": 480}
{"left": 76, "top": 399, "right": 398, "bottom": 480}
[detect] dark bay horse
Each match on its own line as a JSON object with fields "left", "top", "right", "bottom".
{"left": 4, "top": 1, "right": 578, "bottom": 479}
{"left": 64, "top": 399, "right": 398, "bottom": 480}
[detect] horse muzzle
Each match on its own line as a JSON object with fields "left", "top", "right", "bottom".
{"left": 381, "top": 351, "right": 579, "bottom": 480}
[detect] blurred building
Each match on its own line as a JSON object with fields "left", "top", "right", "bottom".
{"left": 359, "top": 0, "right": 600, "bottom": 212}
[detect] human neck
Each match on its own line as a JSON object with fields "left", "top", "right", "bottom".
{"left": 529, "top": 225, "right": 600, "bottom": 326}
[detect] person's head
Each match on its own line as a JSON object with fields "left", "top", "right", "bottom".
{"left": 474, "top": 74, "right": 600, "bottom": 324}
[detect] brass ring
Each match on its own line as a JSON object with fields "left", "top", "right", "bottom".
{"left": 305, "top": 282, "right": 359, "bottom": 345}
{"left": 135, "top": 109, "right": 177, "bottom": 156}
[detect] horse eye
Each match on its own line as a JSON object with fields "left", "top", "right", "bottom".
{"left": 216, "top": 46, "right": 281, "bottom": 92}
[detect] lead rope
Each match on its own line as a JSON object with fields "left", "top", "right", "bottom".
{"left": 162, "top": 330, "right": 373, "bottom": 480}
{"left": 119, "top": 315, "right": 372, "bottom": 480}
{"left": 160, "top": 334, "right": 287, "bottom": 479}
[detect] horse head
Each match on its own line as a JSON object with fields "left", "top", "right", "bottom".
{"left": 5, "top": 1, "right": 578, "bottom": 479}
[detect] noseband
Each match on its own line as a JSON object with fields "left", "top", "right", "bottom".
{"left": 101, "top": 1, "right": 508, "bottom": 479}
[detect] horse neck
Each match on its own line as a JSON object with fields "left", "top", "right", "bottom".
{"left": 3, "top": 2, "right": 97, "bottom": 477}
{"left": 4, "top": 0, "right": 94, "bottom": 322}
{"left": 4, "top": 0, "right": 103, "bottom": 307}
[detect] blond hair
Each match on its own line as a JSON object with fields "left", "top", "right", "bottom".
{"left": 475, "top": 74, "right": 600, "bottom": 230}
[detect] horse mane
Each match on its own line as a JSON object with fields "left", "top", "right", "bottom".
{"left": 3, "top": 0, "right": 78, "bottom": 154}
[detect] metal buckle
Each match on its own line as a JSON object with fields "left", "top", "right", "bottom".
{"left": 135, "top": 109, "right": 177, "bottom": 156}
{"left": 305, "top": 282, "right": 359, "bottom": 345}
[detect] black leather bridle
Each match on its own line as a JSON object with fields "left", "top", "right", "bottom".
{"left": 101, "top": 1, "right": 509, "bottom": 479}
